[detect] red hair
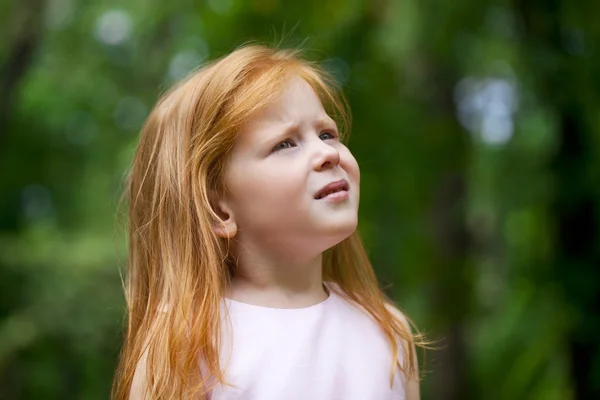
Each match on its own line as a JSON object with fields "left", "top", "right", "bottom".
{"left": 112, "top": 43, "right": 426, "bottom": 399}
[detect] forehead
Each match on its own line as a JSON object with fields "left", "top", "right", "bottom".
{"left": 236, "top": 76, "right": 335, "bottom": 143}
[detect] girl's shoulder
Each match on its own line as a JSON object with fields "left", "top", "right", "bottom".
{"left": 384, "top": 302, "right": 412, "bottom": 331}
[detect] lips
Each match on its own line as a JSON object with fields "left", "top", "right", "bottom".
{"left": 315, "top": 179, "right": 350, "bottom": 199}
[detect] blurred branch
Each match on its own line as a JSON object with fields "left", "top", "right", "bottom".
{"left": 0, "top": 0, "right": 44, "bottom": 144}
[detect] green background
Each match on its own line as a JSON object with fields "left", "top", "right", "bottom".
{"left": 1, "top": 0, "right": 599, "bottom": 399}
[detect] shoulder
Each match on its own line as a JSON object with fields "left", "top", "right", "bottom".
{"left": 384, "top": 302, "right": 411, "bottom": 331}
{"left": 129, "top": 347, "right": 208, "bottom": 400}
{"left": 129, "top": 347, "right": 150, "bottom": 400}
{"left": 383, "top": 302, "right": 413, "bottom": 369}
{"left": 384, "top": 302, "right": 421, "bottom": 400}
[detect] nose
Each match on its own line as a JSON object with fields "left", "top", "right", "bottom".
{"left": 313, "top": 140, "right": 341, "bottom": 171}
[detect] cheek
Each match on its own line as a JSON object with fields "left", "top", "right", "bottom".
{"left": 228, "top": 163, "right": 306, "bottom": 206}
{"left": 340, "top": 150, "right": 360, "bottom": 204}
{"left": 341, "top": 150, "right": 360, "bottom": 184}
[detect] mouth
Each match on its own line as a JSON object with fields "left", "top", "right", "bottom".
{"left": 314, "top": 179, "right": 350, "bottom": 200}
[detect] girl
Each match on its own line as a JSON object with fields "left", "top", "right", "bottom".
{"left": 113, "top": 44, "right": 426, "bottom": 400}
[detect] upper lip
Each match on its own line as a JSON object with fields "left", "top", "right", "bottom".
{"left": 314, "top": 179, "right": 349, "bottom": 199}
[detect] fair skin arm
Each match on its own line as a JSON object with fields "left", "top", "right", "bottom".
{"left": 385, "top": 304, "right": 421, "bottom": 400}
{"left": 129, "top": 348, "right": 149, "bottom": 400}
{"left": 129, "top": 347, "right": 207, "bottom": 400}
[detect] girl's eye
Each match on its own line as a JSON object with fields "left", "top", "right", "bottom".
{"left": 272, "top": 139, "right": 296, "bottom": 152}
{"left": 319, "top": 131, "right": 337, "bottom": 140}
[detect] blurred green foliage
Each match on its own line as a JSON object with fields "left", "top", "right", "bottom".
{"left": 1, "top": 0, "right": 599, "bottom": 399}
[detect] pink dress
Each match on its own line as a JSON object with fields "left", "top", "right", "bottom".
{"left": 208, "top": 284, "right": 406, "bottom": 400}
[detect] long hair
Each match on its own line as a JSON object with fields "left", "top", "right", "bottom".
{"left": 112, "top": 43, "right": 426, "bottom": 399}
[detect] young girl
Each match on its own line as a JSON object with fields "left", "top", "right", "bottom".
{"left": 113, "top": 44, "right": 425, "bottom": 400}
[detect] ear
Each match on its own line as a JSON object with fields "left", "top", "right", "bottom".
{"left": 213, "top": 200, "right": 238, "bottom": 239}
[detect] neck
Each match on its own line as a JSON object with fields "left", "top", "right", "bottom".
{"left": 226, "top": 240, "right": 328, "bottom": 309}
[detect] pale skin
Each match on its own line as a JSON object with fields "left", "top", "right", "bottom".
{"left": 215, "top": 75, "right": 360, "bottom": 308}
{"left": 130, "top": 76, "right": 419, "bottom": 399}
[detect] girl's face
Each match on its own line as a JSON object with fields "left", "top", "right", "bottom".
{"left": 219, "top": 76, "right": 360, "bottom": 256}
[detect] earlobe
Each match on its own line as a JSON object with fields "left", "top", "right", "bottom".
{"left": 213, "top": 202, "right": 237, "bottom": 239}
{"left": 214, "top": 217, "right": 237, "bottom": 239}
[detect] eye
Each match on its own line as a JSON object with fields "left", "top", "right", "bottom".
{"left": 319, "top": 131, "right": 337, "bottom": 140}
{"left": 272, "top": 139, "right": 296, "bottom": 152}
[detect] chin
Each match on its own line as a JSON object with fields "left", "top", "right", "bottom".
{"left": 319, "top": 231, "right": 356, "bottom": 255}
{"left": 317, "top": 219, "right": 357, "bottom": 249}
